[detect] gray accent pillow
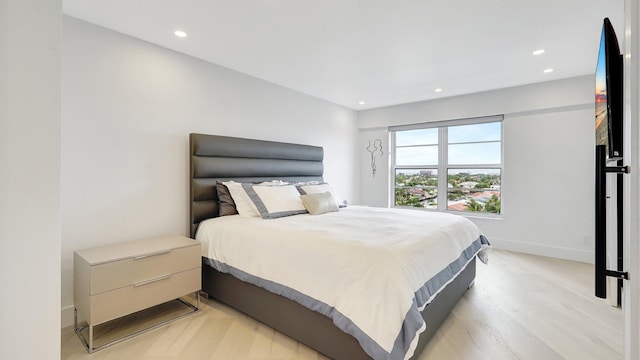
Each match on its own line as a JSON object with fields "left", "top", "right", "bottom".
{"left": 216, "top": 182, "right": 239, "bottom": 216}
{"left": 300, "top": 192, "right": 339, "bottom": 215}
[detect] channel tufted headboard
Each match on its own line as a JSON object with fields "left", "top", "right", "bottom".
{"left": 189, "top": 133, "right": 324, "bottom": 238}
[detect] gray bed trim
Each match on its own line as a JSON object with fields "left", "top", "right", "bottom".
{"left": 415, "top": 235, "right": 489, "bottom": 307}
{"left": 203, "top": 235, "right": 487, "bottom": 360}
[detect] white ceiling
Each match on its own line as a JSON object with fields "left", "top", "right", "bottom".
{"left": 63, "top": 0, "right": 625, "bottom": 110}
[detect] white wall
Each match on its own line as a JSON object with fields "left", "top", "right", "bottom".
{"left": 61, "top": 16, "right": 359, "bottom": 326}
{"left": 623, "top": 0, "right": 640, "bottom": 358}
{"left": 0, "top": 0, "right": 62, "bottom": 358}
{"left": 358, "top": 76, "right": 595, "bottom": 262}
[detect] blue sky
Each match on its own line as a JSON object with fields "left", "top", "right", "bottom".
{"left": 396, "top": 122, "right": 501, "bottom": 168}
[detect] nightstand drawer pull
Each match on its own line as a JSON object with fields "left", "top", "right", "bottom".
{"left": 133, "top": 250, "right": 171, "bottom": 260}
{"left": 134, "top": 274, "right": 171, "bottom": 287}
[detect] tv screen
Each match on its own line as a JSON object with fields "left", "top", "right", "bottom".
{"left": 595, "top": 18, "right": 623, "bottom": 160}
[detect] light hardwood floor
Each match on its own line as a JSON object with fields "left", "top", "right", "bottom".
{"left": 61, "top": 249, "right": 623, "bottom": 359}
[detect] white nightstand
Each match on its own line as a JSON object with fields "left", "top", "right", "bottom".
{"left": 73, "top": 235, "right": 201, "bottom": 353}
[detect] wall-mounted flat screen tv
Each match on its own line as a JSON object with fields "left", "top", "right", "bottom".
{"left": 595, "top": 17, "right": 623, "bottom": 160}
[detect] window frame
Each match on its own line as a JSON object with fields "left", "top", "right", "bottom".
{"left": 389, "top": 115, "right": 504, "bottom": 217}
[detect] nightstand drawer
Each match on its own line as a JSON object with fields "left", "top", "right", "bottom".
{"left": 90, "top": 244, "right": 200, "bottom": 295}
{"left": 88, "top": 267, "right": 200, "bottom": 325}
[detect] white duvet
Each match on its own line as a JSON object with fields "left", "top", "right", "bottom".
{"left": 196, "top": 206, "right": 487, "bottom": 360}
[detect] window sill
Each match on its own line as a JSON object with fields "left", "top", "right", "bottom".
{"left": 391, "top": 205, "right": 503, "bottom": 220}
{"left": 450, "top": 211, "right": 504, "bottom": 221}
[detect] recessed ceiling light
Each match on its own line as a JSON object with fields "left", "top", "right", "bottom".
{"left": 174, "top": 30, "right": 188, "bottom": 38}
{"left": 434, "top": 88, "right": 443, "bottom": 93}
{"left": 543, "top": 68, "right": 554, "bottom": 73}
{"left": 358, "top": 101, "right": 366, "bottom": 105}
{"left": 533, "top": 49, "right": 545, "bottom": 55}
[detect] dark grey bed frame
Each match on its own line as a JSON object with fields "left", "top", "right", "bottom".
{"left": 189, "top": 133, "right": 475, "bottom": 360}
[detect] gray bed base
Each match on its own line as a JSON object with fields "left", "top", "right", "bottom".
{"left": 189, "top": 133, "right": 475, "bottom": 360}
{"left": 203, "top": 258, "right": 475, "bottom": 360}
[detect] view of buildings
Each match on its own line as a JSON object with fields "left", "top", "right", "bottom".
{"left": 395, "top": 170, "right": 501, "bottom": 213}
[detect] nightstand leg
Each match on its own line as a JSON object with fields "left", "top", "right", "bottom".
{"left": 88, "top": 325, "right": 94, "bottom": 353}
{"left": 74, "top": 307, "right": 94, "bottom": 353}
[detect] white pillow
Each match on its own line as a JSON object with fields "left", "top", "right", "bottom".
{"left": 300, "top": 192, "right": 339, "bottom": 215}
{"left": 243, "top": 184, "right": 308, "bottom": 219}
{"left": 222, "top": 181, "right": 260, "bottom": 217}
{"left": 297, "top": 183, "right": 345, "bottom": 208}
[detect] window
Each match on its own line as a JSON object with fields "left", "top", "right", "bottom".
{"left": 391, "top": 116, "right": 503, "bottom": 215}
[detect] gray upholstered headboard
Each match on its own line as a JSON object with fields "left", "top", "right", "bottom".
{"left": 189, "top": 133, "right": 324, "bottom": 238}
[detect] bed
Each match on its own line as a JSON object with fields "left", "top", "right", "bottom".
{"left": 189, "top": 133, "right": 488, "bottom": 360}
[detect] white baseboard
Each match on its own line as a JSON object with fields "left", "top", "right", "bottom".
{"left": 489, "top": 238, "right": 594, "bottom": 264}
{"left": 61, "top": 305, "right": 75, "bottom": 328}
